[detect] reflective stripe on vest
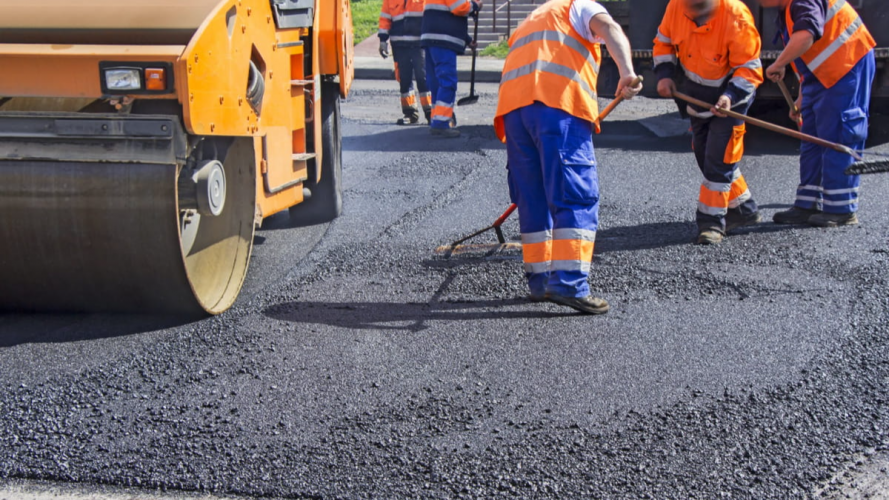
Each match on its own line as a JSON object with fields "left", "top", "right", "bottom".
{"left": 786, "top": 0, "right": 875, "bottom": 88}
{"left": 494, "top": 0, "right": 601, "bottom": 142}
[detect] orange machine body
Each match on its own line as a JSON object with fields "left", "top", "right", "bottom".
{"left": 0, "top": 0, "right": 354, "bottom": 221}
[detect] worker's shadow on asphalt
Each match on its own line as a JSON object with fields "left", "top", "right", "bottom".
{"left": 264, "top": 275, "right": 576, "bottom": 332}
{"left": 593, "top": 218, "right": 795, "bottom": 252}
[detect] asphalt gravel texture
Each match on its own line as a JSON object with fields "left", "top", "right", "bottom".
{"left": 1, "top": 81, "right": 889, "bottom": 499}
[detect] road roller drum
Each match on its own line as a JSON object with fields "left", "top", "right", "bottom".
{"left": 0, "top": 0, "right": 354, "bottom": 315}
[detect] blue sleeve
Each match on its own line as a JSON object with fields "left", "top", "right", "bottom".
{"left": 789, "top": 0, "right": 827, "bottom": 41}
{"left": 656, "top": 62, "right": 676, "bottom": 82}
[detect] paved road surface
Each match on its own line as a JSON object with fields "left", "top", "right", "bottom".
{"left": 1, "top": 81, "right": 888, "bottom": 499}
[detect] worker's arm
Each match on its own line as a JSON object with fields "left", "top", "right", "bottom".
{"left": 652, "top": 5, "right": 677, "bottom": 98}
{"left": 589, "top": 13, "right": 641, "bottom": 99}
{"left": 766, "top": 31, "right": 814, "bottom": 82}
{"left": 714, "top": 16, "right": 763, "bottom": 117}
{"left": 449, "top": 0, "right": 482, "bottom": 17}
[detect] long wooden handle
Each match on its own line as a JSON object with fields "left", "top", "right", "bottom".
{"left": 598, "top": 75, "right": 644, "bottom": 122}
{"left": 672, "top": 90, "right": 861, "bottom": 161}
{"left": 777, "top": 80, "right": 803, "bottom": 128}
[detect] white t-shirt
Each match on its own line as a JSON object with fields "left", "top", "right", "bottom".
{"left": 569, "top": 0, "right": 609, "bottom": 44}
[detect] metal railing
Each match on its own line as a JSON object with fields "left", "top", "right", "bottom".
{"left": 491, "top": 0, "right": 544, "bottom": 39}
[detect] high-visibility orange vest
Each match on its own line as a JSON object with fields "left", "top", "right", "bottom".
{"left": 653, "top": 0, "right": 762, "bottom": 95}
{"left": 494, "top": 0, "right": 601, "bottom": 142}
{"left": 786, "top": 0, "right": 875, "bottom": 89}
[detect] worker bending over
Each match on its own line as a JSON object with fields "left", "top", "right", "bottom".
{"left": 379, "top": 0, "right": 433, "bottom": 125}
{"left": 654, "top": 0, "right": 764, "bottom": 245}
{"left": 758, "top": 0, "right": 875, "bottom": 227}
{"left": 494, "top": 0, "right": 641, "bottom": 314}
{"left": 421, "top": 0, "right": 482, "bottom": 138}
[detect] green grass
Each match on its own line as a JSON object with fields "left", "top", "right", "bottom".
{"left": 480, "top": 39, "right": 509, "bottom": 59}
{"left": 351, "top": 0, "right": 384, "bottom": 45}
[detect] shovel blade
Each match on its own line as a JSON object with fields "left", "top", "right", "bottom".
{"left": 457, "top": 95, "right": 479, "bottom": 106}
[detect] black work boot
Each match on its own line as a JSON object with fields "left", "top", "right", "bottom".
{"left": 773, "top": 206, "right": 821, "bottom": 225}
{"left": 808, "top": 212, "right": 859, "bottom": 227}
{"left": 725, "top": 210, "right": 762, "bottom": 232}
{"left": 396, "top": 112, "right": 420, "bottom": 125}
{"left": 546, "top": 294, "right": 610, "bottom": 315}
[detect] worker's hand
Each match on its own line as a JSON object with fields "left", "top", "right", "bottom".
{"left": 766, "top": 62, "right": 785, "bottom": 82}
{"left": 657, "top": 78, "right": 676, "bottom": 98}
{"left": 790, "top": 94, "right": 803, "bottom": 124}
{"left": 617, "top": 74, "right": 642, "bottom": 100}
{"left": 468, "top": 39, "right": 478, "bottom": 51}
{"left": 711, "top": 94, "right": 732, "bottom": 118}
{"left": 379, "top": 41, "right": 389, "bottom": 59}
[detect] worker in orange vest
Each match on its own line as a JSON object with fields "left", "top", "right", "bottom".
{"left": 654, "top": 0, "right": 764, "bottom": 245}
{"left": 494, "top": 0, "right": 641, "bottom": 315}
{"left": 757, "top": 0, "right": 875, "bottom": 227}
{"left": 379, "top": 0, "right": 433, "bottom": 125}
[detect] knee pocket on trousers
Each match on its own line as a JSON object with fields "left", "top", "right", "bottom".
{"left": 558, "top": 149, "right": 598, "bottom": 204}
{"left": 841, "top": 108, "right": 868, "bottom": 144}
{"left": 723, "top": 124, "right": 746, "bottom": 164}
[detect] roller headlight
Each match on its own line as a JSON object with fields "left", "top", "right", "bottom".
{"left": 104, "top": 68, "right": 142, "bottom": 91}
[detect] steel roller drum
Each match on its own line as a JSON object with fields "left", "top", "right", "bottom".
{"left": 0, "top": 138, "right": 256, "bottom": 315}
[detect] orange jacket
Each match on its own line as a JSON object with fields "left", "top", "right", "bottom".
{"left": 785, "top": 0, "right": 875, "bottom": 89}
{"left": 494, "top": 0, "right": 602, "bottom": 142}
{"left": 379, "top": 0, "right": 425, "bottom": 46}
{"left": 653, "top": 0, "right": 763, "bottom": 104}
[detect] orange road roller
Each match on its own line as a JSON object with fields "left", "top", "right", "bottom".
{"left": 0, "top": 0, "right": 354, "bottom": 315}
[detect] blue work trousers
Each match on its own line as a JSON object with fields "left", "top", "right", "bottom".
{"left": 424, "top": 46, "right": 458, "bottom": 129}
{"left": 795, "top": 51, "right": 875, "bottom": 214}
{"left": 504, "top": 102, "right": 599, "bottom": 299}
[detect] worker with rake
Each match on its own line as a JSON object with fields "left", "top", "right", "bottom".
{"left": 493, "top": 0, "right": 641, "bottom": 315}
{"left": 654, "top": 0, "right": 765, "bottom": 245}
{"left": 757, "top": 0, "right": 876, "bottom": 227}
{"left": 422, "top": 0, "right": 483, "bottom": 138}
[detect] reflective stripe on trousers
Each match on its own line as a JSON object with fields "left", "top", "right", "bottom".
{"left": 504, "top": 102, "right": 599, "bottom": 298}
{"left": 690, "top": 97, "right": 758, "bottom": 229}
{"left": 795, "top": 51, "right": 874, "bottom": 213}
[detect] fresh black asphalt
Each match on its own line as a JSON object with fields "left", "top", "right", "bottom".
{"left": 1, "top": 82, "right": 888, "bottom": 499}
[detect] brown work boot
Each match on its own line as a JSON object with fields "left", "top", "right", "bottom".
{"left": 773, "top": 206, "right": 821, "bottom": 225}
{"left": 546, "top": 294, "right": 610, "bottom": 315}
{"left": 808, "top": 212, "right": 859, "bottom": 227}
{"left": 696, "top": 228, "right": 724, "bottom": 245}
{"left": 725, "top": 210, "right": 762, "bottom": 233}
{"left": 431, "top": 127, "right": 460, "bottom": 138}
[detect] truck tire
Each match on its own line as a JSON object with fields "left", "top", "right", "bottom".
{"left": 290, "top": 81, "right": 343, "bottom": 224}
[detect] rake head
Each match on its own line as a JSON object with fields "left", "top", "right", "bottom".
{"left": 845, "top": 159, "right": 889, "bottom": 175}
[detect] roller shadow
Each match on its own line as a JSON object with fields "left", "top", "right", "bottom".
{"left": 0, "top": 313, "right": 191, "bottom": 348}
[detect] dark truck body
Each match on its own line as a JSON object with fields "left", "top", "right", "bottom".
{"left": 597, "top": 0, "right": 889, "bottom": 111}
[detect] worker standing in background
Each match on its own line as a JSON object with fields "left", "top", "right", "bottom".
{"left": 421, "top": 0, "right": 483, "bottom": 138}
{"left": 757, "top": 0, "right": 875, "bottom": 227}
{"left": 654, "top": 0, "right": 764, "bottom": 245}
{"left": 379, "top": 0, "right": 433, "bottom": 125}
{"left": 494, "top": 0, "right": 642, "bottom": 315}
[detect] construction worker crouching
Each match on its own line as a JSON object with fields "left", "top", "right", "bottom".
{"left": 379, "top": 0, "right": 433, "bottom": 125}
{"left": 758, "top": 0, "right": 876, "bottom": 227}
{"left": 494, "top": 0, "right": 642, "bottom": 315}
{"left": 654, "top": 0, "right": 764, "bottom": 245}
{"left": 421, "top": 0, "right": 483, "bottom": 138}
